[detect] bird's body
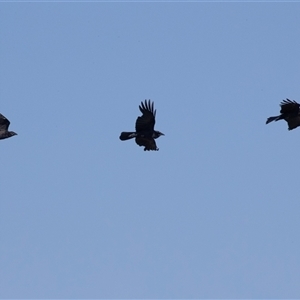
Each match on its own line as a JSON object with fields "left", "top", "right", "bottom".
{"left": 0, "top": 113, "right": 17, "bottom": 140}
{"left": 119, "top": 100, "right": 164, "bottom": 151}
{"left": 266, "top": 99, "right": 300, "bottom": 130}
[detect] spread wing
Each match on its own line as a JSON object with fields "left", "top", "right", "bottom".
{"left": 0, "top": 114, "right": 10, "bottom": 131}
{"left": 135, "top": 100, "right": 156, "bottom": 133}
{"left": 280, "top": 99, "right": 300, "bottom": 115}
{"left": 135, "top": 136, "right": 158, "bottom": 151}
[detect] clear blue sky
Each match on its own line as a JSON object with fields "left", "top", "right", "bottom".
{"left": 1, "top": 2, "right": 300, "bottom": 298}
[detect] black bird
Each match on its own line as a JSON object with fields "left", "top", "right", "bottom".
{"left": 266, "top": 99, "right": 300, "bottom": 130}
{"left": 0, "top": 113, "right": 17, "bottom": 140}
{"left": 119, "top": 100, "right": 164, "bottom": 151}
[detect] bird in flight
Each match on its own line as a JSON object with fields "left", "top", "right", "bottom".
{"left": 266, "top": 99, "right": 300, "bottom": 130}
{"left": 0, "top": 113, "right": 17, "bottom": 140}
{"left": 119, "top": 100, "right": 164, "bottom": 151}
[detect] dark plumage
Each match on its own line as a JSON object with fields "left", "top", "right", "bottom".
{"left": 266, "top": 99, "right": 300, "bottom": 130}
{"left": 119, "top": 100, "right": 164, "bottom": 151}
{"left": 0, "top": 113, "right": 17, "bottom": 140}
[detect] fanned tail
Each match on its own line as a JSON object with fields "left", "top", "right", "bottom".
{"left": 266, "top": 115, "right": 281, "bottom": 124}
{"left": 119, "top": 132, "right": 137, "bottom": 141}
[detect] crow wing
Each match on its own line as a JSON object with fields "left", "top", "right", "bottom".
{"left": 280, "top": 99, "right": 300, "bottom": 115}
{"left": 135, "top": 136, "right": 158, "bottom": 151}
{"left": 0, "top": 114, "right": 10, "bottom": 131}
{"left": 135, "top": 100, "right": 156, "bottom": 133}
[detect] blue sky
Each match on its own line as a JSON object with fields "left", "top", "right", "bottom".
{"left": 1, "top": 2, "right": 300, "bottom": 298}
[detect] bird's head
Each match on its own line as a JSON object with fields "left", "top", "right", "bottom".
{"left": 156, "top": 131, "right": 164, "bottom": 137}
{"left": 9, "top": 131, "right": 17, "bottom": 137}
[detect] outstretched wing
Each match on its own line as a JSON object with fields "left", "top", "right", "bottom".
{"left": 135, "top": 100, "right": 156, "bottom": 132}
{"left": 280, "top": 99, "right": 300, "bottom": 114}
{"left": 0, "top": 114, "right": 10, "bottom": 131}
{"left": 135, "top": 136, "right": 158, "bottom": 151}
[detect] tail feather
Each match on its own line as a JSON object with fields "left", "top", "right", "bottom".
{"left": 266, "top": 115, "right": 281, "bottom": 124}
{"left": 119, "top": 132, "right": 137, "bottom": 141}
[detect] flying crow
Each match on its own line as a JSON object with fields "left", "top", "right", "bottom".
{"left": 0, "top": 113, "right": 17, "bottom": 140}
{"left": 119, "top": 100, "right": 164, "bottom": 151}
{"left": 266, "top": 99, "right": 300, "bottom": 130}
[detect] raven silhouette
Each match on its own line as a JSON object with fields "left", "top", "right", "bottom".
{"left": 266, "top": 99, "right": 300, "bottom": 130}
{"left": 120, "top": 100, "right": 164, "bottom": 151}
